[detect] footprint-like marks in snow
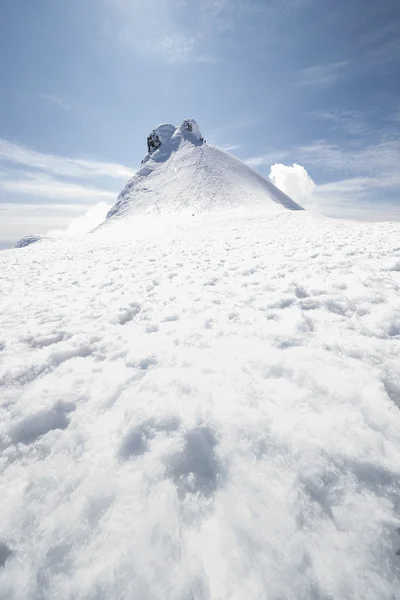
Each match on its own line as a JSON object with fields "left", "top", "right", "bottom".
{"left": 166, "top": 426, "right": 222, "bottom": 499}
{"left": 9, "top": 400, "right": 76, "bottom": 445}
{"left": 119, "top": 417, "right": 180, "bottom": 460}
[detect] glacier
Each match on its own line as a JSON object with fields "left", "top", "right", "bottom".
{"left": 2, "top": 120, "right": 400, "bottom": 599}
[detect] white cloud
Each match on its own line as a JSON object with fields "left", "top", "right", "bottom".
{"left": 296, "top": 60, "right": 349, "bottom": 89}
{"left": 296, "top": 139, "right": 400, "bottom": 178}
{"left": 245, "top": 149, "right": 289, "bottom": 168}
{"left": 310, "top": 108, "right": 373, "bottom": 137}
{"left": 269, "top": 163, "right": 316, "bottom": 208}
{"left": 39, "top": 93, "right": 86, "bottom": 113}
{"left": 0, "top": 171, "right": 116, "bottom": 201}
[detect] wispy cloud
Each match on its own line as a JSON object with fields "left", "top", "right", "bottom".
{"left": 296, "top": 60, "right": 349, "bottom": 90}
{"left": 39, "top": 93, "right": 86, "bottom": 113}
{"left": 1, "top": 89, "right": 88, "bottom": 114}
{"left": 297, "top": 138, "right": 400, "bottom": 179}
{"left": 312, "top": 178, "right": 400, "bottom": 221}
{"left": 245, "top": 149, "right": 290, "bottom": 168}
{"left": 310, "top": 108, "right": 373, "bottom": 137}
{"left": 105, "top": 0, "right": 217, "bottom": 64}
{"left": 158, "top": 33, "right": 217, "bottom": 65}
{"left": 222, "top": 144, "right": 241, "bottom": 153}
{"left": 245, "top": 136, "right": 400, "bottom": 179}
{"left": 0, "top": 171, "right": 116, "bottom": 201}
{"left": 358, "top": 20, "right": 400, "bottom": 71}
{"left": 0, "top": 139, "right": 134, "bottom": 181}
{"left": 104, "top": 0, "right": 312, "bottom": 64}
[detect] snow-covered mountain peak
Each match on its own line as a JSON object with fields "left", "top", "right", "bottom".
{"left": 105, "top": 118, "right": 303, "bottom": 222}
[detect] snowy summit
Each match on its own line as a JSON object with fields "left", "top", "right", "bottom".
{"left": 1, "top": 119, "right": 400, "bottom": 599}
{"left": 105, "top": 118, "right": 303, "bottom": 222}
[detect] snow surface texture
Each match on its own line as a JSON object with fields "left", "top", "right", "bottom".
{"left": 106, "top": 119, "right": 303, "bottom": 221}
{"left": 1, "top": 208, "right": 400, "bottom": 599}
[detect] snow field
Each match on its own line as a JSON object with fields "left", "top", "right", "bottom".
{"left": 0, "top": 210, "right": 400, "bottom": 599}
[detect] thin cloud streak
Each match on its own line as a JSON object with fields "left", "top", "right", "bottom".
{"left": 39, "top": 93, "right": 86, "bottom": 113}
{"left": 245, "top": 137, "right": 400, "bottom": 178}
{"left": 0, "top": 171, "right": 116, "bottom": 201}
{"left": 296, "top": 60, "right": 350, "bottom": 90}
{"left": 0, "top": 139, "right": 134, "bottom": 181}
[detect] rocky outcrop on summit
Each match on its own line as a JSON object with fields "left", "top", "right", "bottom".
{"left": 106, "top": 119, "right": 303, "bottom": 222}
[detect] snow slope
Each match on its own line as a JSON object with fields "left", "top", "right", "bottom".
{"left": 105, "top": 119, "right": 303, "bottom": 221}
{"left": 1, "top": 209, "right": 400, "bottom": 599}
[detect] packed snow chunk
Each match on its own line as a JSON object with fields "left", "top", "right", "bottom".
{"left": 176, "top": 118, "right": 205, "bottom": 142}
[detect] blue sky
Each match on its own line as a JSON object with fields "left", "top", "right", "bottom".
{"left": 1, "top": 0, "right": 400, "bottom": 246}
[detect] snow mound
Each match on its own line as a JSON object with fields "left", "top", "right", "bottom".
{"left": 106, "top": 119, "right": 302, "bottom": 222}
